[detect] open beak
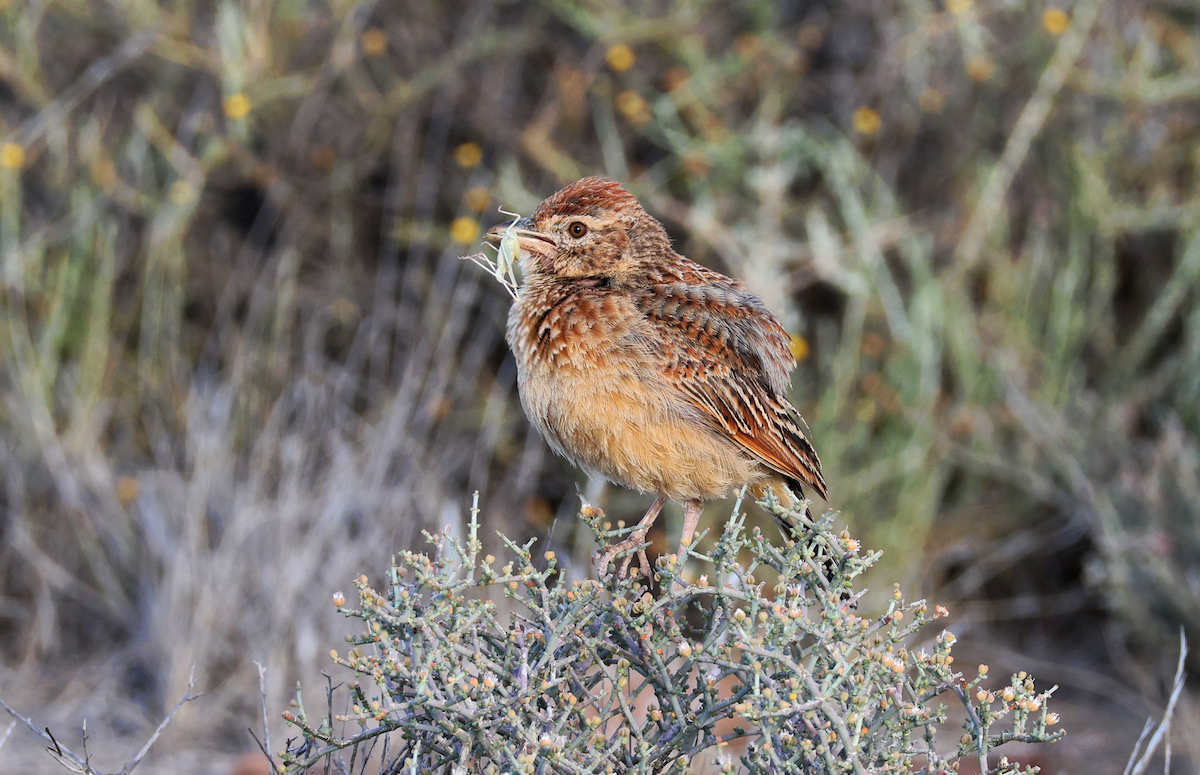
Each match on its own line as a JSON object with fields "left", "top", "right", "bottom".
{"left": 485, "top": 216, "right": 557, "bottom": 247}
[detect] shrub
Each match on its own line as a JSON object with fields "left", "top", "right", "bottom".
{"left": 279, "top": 494, "right": 1063, "bottom": 774}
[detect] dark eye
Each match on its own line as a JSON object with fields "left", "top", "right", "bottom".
{"left": 567, "top": 221, "right": 588, "bottom": 238}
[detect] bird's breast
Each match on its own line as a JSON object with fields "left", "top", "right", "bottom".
{"left": 508, "top": 285, "right": 646, "bottom": 450}
{"left": 506, "top": 286, "right": 650, "bottom": 452}
{"left": 504, "top": 283, "right": 760, "bottom": 500}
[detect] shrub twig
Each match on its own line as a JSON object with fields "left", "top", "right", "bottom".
{"left": 281, "top": 495, "right": 1065, "bottom": 774}
{"left": 1124, "top": 631, "right": 1188, "bottom": 775}
{"left": 0, "top": 667, "right": 201, "bottom": 775}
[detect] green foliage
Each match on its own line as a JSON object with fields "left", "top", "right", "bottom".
{"left": 282, "top": 496, "right": 1062, "bottom": 774}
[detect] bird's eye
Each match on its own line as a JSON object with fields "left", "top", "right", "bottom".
{"left": 567, "top": 221, "right": 588, "bottom": 238}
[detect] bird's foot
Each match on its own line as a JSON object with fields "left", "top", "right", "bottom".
{"left": 593, "top": 531, "right": 651, "bottom": 583}
{"left": 618, "top": 548, "right": 652, "bottom": 582}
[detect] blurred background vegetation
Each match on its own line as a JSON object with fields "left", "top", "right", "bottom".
{"left": 1, "top": 0, "right": 1199, "bottom": 771}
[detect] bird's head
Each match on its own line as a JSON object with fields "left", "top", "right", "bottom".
{"left": 486, "top": 177, "right": 669, "bottom": 282}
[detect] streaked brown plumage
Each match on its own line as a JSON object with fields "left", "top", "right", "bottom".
{"left": 488, "top": 177, "right": 827, "bottom": 578}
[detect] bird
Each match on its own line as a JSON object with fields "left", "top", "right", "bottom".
{"left": 486, "top": 176, "right": 827, "bottom": 579}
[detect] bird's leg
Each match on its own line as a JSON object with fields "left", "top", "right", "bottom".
{"left": 677, "top": 498, "right": 704, "bottom": 561}
{"left": 594, "top": 494, "right": 667, "bottom": 581}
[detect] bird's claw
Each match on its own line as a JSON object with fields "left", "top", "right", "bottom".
{"left": 617, "top": 549, "right": 652, "bottom": 581}
{"left": 593, "top": 532, "right": 652, "bottom": 583}
{"left": 592, "top": 548, "right": 617, "bottom": 581}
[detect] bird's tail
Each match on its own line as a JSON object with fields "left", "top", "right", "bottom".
{"left": 750, "top": 477, "right": 811, "bottom": 541}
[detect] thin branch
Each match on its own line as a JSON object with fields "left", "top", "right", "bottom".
{"left": 953, "top": 0, "right": 1105, "bottom": 273}
{"left": 255, "top": 661, "right": 276, "bottom": 771}
{"left": 1127, "top": 631, "right": 1188, "bottom": 775}
{"left": 0, "top": 697, "right": 89, "bottom": 772}
{"left": 119, "top": 666, "right": 202, "bottom": 775}
{"left": 949, "top": 682, "right": 991, "bottom": 775}
{"left": 249, "top": 729, "right": 275, "bottom": 774}
{"left": 17, "top": 27, "right": 163, "bottom": 147}
{"left": 81, "top": 720, "right": 93, "bottom": 774}
{"left": 1, "top": 666, "right": 200, "bottom": 775}
{"left": 0, "top": 720, "right": 16, "bottom": 758}
{"left": 1122, "top": 719, "right": 1154, "bottom": 775}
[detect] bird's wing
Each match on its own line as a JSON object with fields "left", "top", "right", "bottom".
{"left": 634, "top": 278, "right": 828, "bottom": 500}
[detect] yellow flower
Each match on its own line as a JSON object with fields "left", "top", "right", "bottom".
{"left": 789, "top": 334, "right": 810, "bottom": 362}
{"left": 615, "top": 90, "right": 650, "bottom": 124}
{"left": 966, "top": 55, "right": 995, "bottom": 82}
{"left": 454, "top": 142, "right": 483, "bottom": 168}
{"left": 116, "top": 475, "right": 140, "bottom": 506}
{"left": 224, "top": 93, "right": 252, "bottom": 120}
{"left": 1042, "top": 8, "right": 1070, "bottom": 35}
{"left": 0, "top": 142, "right": 25, "bottom": 170}
{"left": 606, "top": 43, "right": 635, "bottom": 72}
{"left": 852, "top": 106, "right": 882, "bottom": 136}
{"left": 946, "top": 0, "right": 972, "bottom": 15}
{"left": 361, "top": 28, "right": 387, "bottom": 56}
{"left": 450, "top": 216, "right": 479, "bottom": 244}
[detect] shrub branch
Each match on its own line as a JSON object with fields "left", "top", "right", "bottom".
{"left": 280, "top": 493, "right": 1065, "bottom": 774}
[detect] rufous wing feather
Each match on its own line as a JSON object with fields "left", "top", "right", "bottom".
{"left": 636, "top": 274, "right": 829, "bottom": 500}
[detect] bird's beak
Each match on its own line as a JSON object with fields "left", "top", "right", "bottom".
{"left": 485, "top": 216, "right": 557, "bottom": 248}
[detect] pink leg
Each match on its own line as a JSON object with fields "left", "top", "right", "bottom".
{"left": 678, "top": 498, "right": 704, "bottom": 559}
{"left": 594, "top": 494, "right": 667, "bottom": 580}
